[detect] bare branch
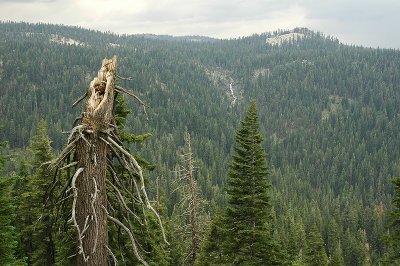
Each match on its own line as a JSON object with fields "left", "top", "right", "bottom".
{"left": 106, "top": 179, "right": 143, "bottom": 225}
{"left": 99, "top": 136, "right": 110, "bottom": 145}
{"left": 46, "top": 137, "right": 79, "bottom": 169}
{"left": 103, "top": 138, "right": 143, "bottom": 204}
{"left": 44, "top": 172, "right": 59, "bottom": 208}
{"left": 105, "top": 245, "right": 118, "bottom": 266}
{"left": 107, "top": 160, "right": 141, "bottom": 204}
{"left": 116, "top": 74, "right": 133, "bottom": 81}
{"left": 56, "top": 172, "right": 75, "bottom": 204}
{"left": 110, "top": 130, "right": 123, "bottom": 146}
{"left": 81, "top": 215, "right": 90, "bottom": 235}
{"left": 115, "top": 85, "right": 149, "bottom": 108}
{"left": 55, "top": 193, "right": 73, "bottom": 206}
{"left": 69, "top": 167, "right": 89, "bottom": 262}
{"left": 115, "top": 85, "right": 150, "bottom": 120}
{"left": 104, "top": 206, "right": 149, "bottom": 266}
{"left": 124, "top": 216, "right": 150, "bottom": 255}
{"left": 146, "top": 202, "right": 170, "bottom": 245}
{"left": 60, "top": 161, "right": 78, "bottom": 170}
{"left": 68, "top": 125, "right": 89, "bottom": 145}
{"left": 106, "top": 136, "right": 169, "bottom": 245}
{"left": 73, "top": 115, "right": 83, "bottom": 127}
{"left": 72, "top": 91, "right": 88, "bottom": 107}
{"left": 91, "top": 177, "right": 99, "bottom": 254}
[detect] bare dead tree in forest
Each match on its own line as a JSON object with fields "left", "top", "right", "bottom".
{"left": 173, "top": 132, "right": 206, "bottom": 265}
{"left": 45, "top": 56, "right": 168, "bottom": 265}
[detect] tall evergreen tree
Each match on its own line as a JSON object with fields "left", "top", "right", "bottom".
{"left": 0, "top": 177, "right": 19, "bottom": 265}
{"left": 19, "top": 119, "right": 55, "bottom": 265}
{"left": 328, "top": 242, "right": 345, "bottom": 266}
{"left": 0, "top": 136, "right": 24, "bottom": 265}
{"left": 224, "top": 101, "right": 280, "bottom": 265}
{"left": 392, "top": 177, "right": 400, "bottom": 257}
{"left": 304, "top": 223, "right": 328, "bottom": 266}
{"left": 13, "top": 160, "right": 31, "bottom": 264}
{"left": 382, "top": 176, "right": 400, "bottom": 264}
{"left": 196, "top": 210, "right": 228, "bottom": 266}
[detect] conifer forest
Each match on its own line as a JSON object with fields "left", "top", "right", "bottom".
{"left": 1, "top": 22, "right": 400, "bottom": 265}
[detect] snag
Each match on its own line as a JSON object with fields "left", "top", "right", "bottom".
{"left": 46, "top": 56, "right": 167, "bottom": 265}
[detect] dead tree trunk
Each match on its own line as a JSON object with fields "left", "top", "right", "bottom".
{"left": 74, "top": 57, "right": 116, "bottom": 265}
{"left": 186, "top": 133, "right": 199, "bottom": 264}
{"left": 175, "top": 132, "right": 202, "bottom": 265}
{"left": 46, "top": 56, "right": 168, "bottom": 266}
{"left": 75, "top": 135, "right": 108, "bottom": 265}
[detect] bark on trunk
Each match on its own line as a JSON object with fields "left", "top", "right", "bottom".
{"left": 76, "top": 135, "right": 108, "bottom": 265}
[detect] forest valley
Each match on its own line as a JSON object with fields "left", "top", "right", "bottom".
{"left": 1, "top": 22, "right": 400, "bottom": 265}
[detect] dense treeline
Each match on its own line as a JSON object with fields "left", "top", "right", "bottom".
{"left": 1, "top": 21, "right": 400, "bottom": 264}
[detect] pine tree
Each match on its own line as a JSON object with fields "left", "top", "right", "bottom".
{"left": 224, "top": 101, "right": 280, "bottom": 265}
{"left": 0, "top": 175, "right": 20, "bottom": 265}
{"left": 196, "top": 210, "right": 229, "bottom": 266}
{"left": 382, "top": 176, "right": 400, "bottom": 264}
{"left": 286, "top": 217, "right": 306, "bottom": 263}
{"left": 356, "top": 229, "right": 372, "bottom": 266}
{"left": 0, "top": 137, "right": 23, "bottom": 265}
{"left": 304, "top": 223, "right": 328, "bottom": 266}
{"left": 390, "top": 177, "right": 400, "bottom": 262}
{"left": 19, "top": 119, "right": 55, "bottom": 265}
{"left": 13, "top": 160, "right": 30, "bottom": 264}
{"left": 329, "top": 242, "right": 344, "bottom": 266}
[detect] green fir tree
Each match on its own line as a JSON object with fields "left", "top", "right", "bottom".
{"left": 0, "top": 136, "right": 25, "bottom": 265}
{"left": 13, "top": 160, "right": 31, "bottom": 265}
{"left": 224, "top": 101, "right": 282, "bottom": 265}
{"left": 19, "top": 120, "right": 55, "bottom": 265}
{"left": 329, "top": 242, "right": 345, "bottom": 266}
{"left": 0, "top": 175, "right": 21, "bottom": 265}
{"left": 389, "top": 177, "right": 400, "bottom": 263}
{"left": 382, "top": 177, "right": 400, "bottom": 264}
{"left": 304, "top": 223, "right": 328, "bottom": 266}
{"left": 196, "top": 210, "right": 228, "bottom": 266}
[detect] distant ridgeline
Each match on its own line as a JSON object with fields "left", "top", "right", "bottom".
{"left": 1, "top": 21, "right": 400, "bottom": 264}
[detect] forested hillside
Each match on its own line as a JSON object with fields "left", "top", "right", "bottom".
{"left": 1, "top": 22, "right": 400, "bottom": 265}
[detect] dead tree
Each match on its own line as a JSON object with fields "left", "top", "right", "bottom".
{"left": 46, "top": 56, "right": 167, "bottom": 265}
{"left": 174, "top": 132, "right": 204, "bottom": 265}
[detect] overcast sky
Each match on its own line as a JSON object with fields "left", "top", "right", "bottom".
{"left": 1, "top": 0, "right": 399, "bottom": 49}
